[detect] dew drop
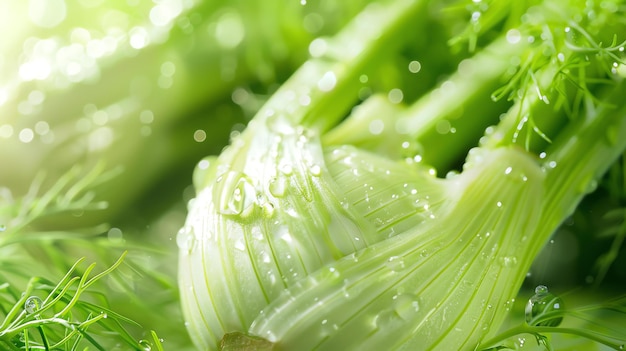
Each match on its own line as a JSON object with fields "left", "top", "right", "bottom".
{"left": 269, "top": 177, "right": 287, "bottom": 197}
{"left": 372, "top": 309, "right": 397, "bottom": 330}
{"left": 321, "top": 266, "right": 341, "bottom": 281}
{"left": 385, "top": 256, "right": 406, "bottom": 272}
{"left": 234, "top": 239, "right": 246, "bottom": 251}
{"left": 176, "top": 227, "right": 196, "bottom": 253}
{"left": 309, "top": 164, "right": 322, "bottom": 176}
{"left": 193, "top": 156, "right": 217, "bottom": 190}
{"left": 318, "top": 317, "right": 340, "bottom": 337}
{"left": 525, "top": 285, "right": 563, "bottom": 326}
{"left": 393, "top": 293, "right": 420, "bottom": 320}
{"left": 218, "top": 173, "right": 257, "bottom": 217}
{"left": 262, "top": 202, "right": 275, "bottom": 217}
{"left": 499, "top": 255, "right": 518, "bottom": 267}
{"left": 261, "top": 252, "right": 271, "bottom": 264}
{"left": 24, "top": 296, "right": 43, "bottom": 314}
{"left": 138, "top": 339, "right": 152, "bottom": 351}
{"left": 107, "top": 227, "right": 123, "bottom": 243}
{"left": 251, "top": 227, "right": 264, "bottom": 241}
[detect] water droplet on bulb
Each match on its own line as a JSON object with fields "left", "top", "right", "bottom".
{"left": 262, "top": 202, "right": 275, "bottom": 217}
{"left": 234, "top": 239, "right": 246, "bottom": 251}
{"left": 309, "top": 164, "right": 321, "bottom": 176}
{"left": 385, "top": 256, "right": 406, "bottom": 272}
{"left": 393, "top": 293, "right": 420, "bottom": 320}
{"left": 525, "top": 285, "right": 563, "bottom": 326}
{"left": 269, "top": 176, "right": 287, "bottom": 197}
{"left": 176, "top": 227, "right": 196, "bottom": 253}
{"left": 318, "top": 318, "right": 339, "bottom": 337}
{"left": 499, "top": 255, "right": 518, "bottom": 267}
{"left": 24, "top": 296, "right": 43, "bottom": 314}
{"left": 321, "top": 266, "right": 341, "bottom": 281}
{"left": 217, "top": 172, "right": 257, "bottom": 217}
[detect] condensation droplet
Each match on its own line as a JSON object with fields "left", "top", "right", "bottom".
{"left": 269, "top": 177, "right": 287, "bottom": 197}
{"left": 138, "top": 339, "right": 152, "bottom": 351}
{"left": 176, "top": 227, "right": 196, "bottom": 253}
{"left": 309, "top": 164, "right": 321, "bottom": 176}
{"left": 24, "top": 296, "right": 43, "bottom": 314}
{"left": 262, "top": 202, "right": 275, "bottom": 217}
{"left": 107, "top": 227, "right": 123, "bottom": 243}
{"left": 525, "top": 285, "right": 563, "bottom": 327}
{"left": 393, "top": 293, "right": 420, "bottom": 320}
{"left": 499, "top": 255, "right": 518, "bottom": 267}
{"left": 385, "top": 256, "right": 406, "bottom": 272}
{"left": 234, "top": 239, "right": 246, "bottom": 251}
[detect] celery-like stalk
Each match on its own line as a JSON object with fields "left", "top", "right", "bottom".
{"left": 250, "top": 147, "right": 543, "bottom": 350}
{"left": 178, "top": 0, "right": 626, "bottom": 350}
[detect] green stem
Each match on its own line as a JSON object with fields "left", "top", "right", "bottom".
{"left": 250, "top": 0, "right": 431, "bottom": 133}
{"left": 323, "top": 35, "right": 528, "bottom": 171}
{"left": 480, "top": 325, "right": 625, "bottom": 350}
{"left": 537, "top": 81, "right": 626, "bottom": 250}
